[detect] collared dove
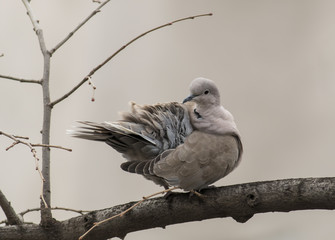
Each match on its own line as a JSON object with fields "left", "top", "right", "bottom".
{"left": 70, "top": 77, "right": 242, "bottom": 191}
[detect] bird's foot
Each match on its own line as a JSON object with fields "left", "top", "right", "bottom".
{"left": 164, "top": 190, "right": 180, "bottom": 199}
{"left": 190, "top": 190, "right": 208, "bottom": 199}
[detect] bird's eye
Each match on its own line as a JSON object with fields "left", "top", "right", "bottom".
{"left": 204, "top": 90, "right": 209, "bottom": 95}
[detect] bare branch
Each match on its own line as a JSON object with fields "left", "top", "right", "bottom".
{"left": 21, "top": 0, "right": 48, "bottom": 54}
{"left": 31, "top": 144, "right": 72, "bottom": 152}
{"left": 0, "top": 178, "right": 334, "bottom": 240}
{"left": 22, "top": 0, "right": 53, "bottom": 224}
{"left": 22, "top": 0, "right": 39, "bottom": 31}
{"left": 50, "top": 77, "right": 88, "bottom": 107}
{"left": 0, "top": 190, "right": 23, "bottom": 225}
{"left": 87, "top": 77, "right": 96, "bottom": 102}
{"left": 0, "top": 207, "right": 90, "bottom": 226}
{"left": 86, "top": 13, "right": 213, "bottom": 77}
{"left": 49, "top": 0, "right": 111, "bottom": 55}
{"left": 0, "top": 131, "right": 72, "bottom": 152}
{"left": 1, "top": 130, "right": 47, "bottom": 208}
{"left": 0, "top": 131, "right": 72, "bottom": 213}
{"left": 19, "top": 207, "right": 90, "bottom": 218}
{"left": 49, "top": 13, "right": 213, "bottom": 107}
{"left": 79, "top": 187, "right": 179, "bottom": 240}
{"left": 1, "top": 131, "right": 50, "bottom": 211}
{"left": 12, "top": 135, "right": 29, "bottom": 140}
{"left": 0, "top": 74, "right": 41, "bottom": 84}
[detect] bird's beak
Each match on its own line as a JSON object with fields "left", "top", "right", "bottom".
{"left": 182, "top": 95, "right": 195, "bottom": 103}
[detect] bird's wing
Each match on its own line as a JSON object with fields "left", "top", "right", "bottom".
{"left": 70, "top": 102, "right": 193, "bottom": 162}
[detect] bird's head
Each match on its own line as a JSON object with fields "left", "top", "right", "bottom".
{"left": 183, "top": 77, "right": 221, "bottom": 107}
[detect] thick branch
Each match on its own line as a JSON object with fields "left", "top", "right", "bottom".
{"left": 49, "top": 0, "right": 111, "bottom": 55}
{"left": 0, "top": 74, "right": 41, "bottom": 84}
{"left": 0, "top": 177, "right": 334, "bottom": 240}
{"left": 0, "top": 190, "right": 22, "bottom": 226}
{"left": 49, "top": 13, "right": 212, "bottom": 107}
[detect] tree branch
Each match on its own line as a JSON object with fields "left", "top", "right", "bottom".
{"left": 21, "top": 0, "right": 46, "bottom": 54}
{"left": 21, "top": 0, "right": 53, "bottom": 225}
{"left": 49, "top": 0, "right": 111, "bottom": 55}
{"left": 31, "top": 144, "right": 72, "bottom": 152}
{"left": 1, "top": 207, "right": 90, "bottom": 226}
{"left": 0, "top": 190, "right": 22, "bottom": 226}
{"left": 0, "top": 177, "right": 334, "bottom": 240}
{"left": 19, "top": 207, "right": 90, "bottom": 218}
{"left": 49, "top": 13, "right": 213, "bottom": 107}
{"left": 79, "top": 187, "right": 178, "bottom": 240}
{"left": 0, "top": 131, "right": 72, "bottom": 153}
{"left": 0, "top": 74, "right": 41, "bottom": 84}
{"left": 0, "top": 130, "right": 71, "bottom": 213}
{"left": 0, "top": 130, "right": 47, "bottom": 207}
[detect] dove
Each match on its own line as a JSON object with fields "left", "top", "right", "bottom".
{"left": 70, "top": 77, "right": 242, "bottom": 191}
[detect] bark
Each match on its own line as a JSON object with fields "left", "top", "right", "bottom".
{"left": 0, "top": 190, "right": 22, "bottom": 225}
{"left": 0, "top": 177, "right": 334, "bottom": 240}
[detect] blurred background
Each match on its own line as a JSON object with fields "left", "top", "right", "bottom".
{"left": 1, "top": 0, "right": 335, "bottom": 239}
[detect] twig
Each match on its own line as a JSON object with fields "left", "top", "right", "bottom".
{"left": 79, "top": 187, "right": 179, "bottom": 240}
{"left": 1, "top": 131, "right": 72, "bottom": 209}
{"left": 0, "top": 206, "right": 90, "bottom": 225}
{"left": 22, "top": 0, "right": 39, "bottom": 30}
{"left": 0, "top": 190, "right": 23, "bottom": 225}
{"left": 19, "top": 207, "right": 90, "bottom": 218}
{"left": 13, "top": 135, "right": 29, "bottom": 140}
{"left": 49, "top": 76, "right": 91, "bottom": 107}
{"left": 31, "top": 144, "right": 72, "bottom": 152}
{"left": 0, "top": 131, "right": 72, "bottom": 153}
{"left": 86, "top": 13, "right": 213, "bottom": 78}
{"left": 1, "top": 131, "right": 47, "bottom": 207}
{"left": 87, "top": 76, "right": 96, "bottom": 102}
{"left": 21, "top": 0, "right": 46, "bottom": 53}
{"left": 0, "top": 74, "right": 41, "bottom": 84}
{"left": 50, "top": 13, "right": 213, "bottom": 107}
{"left": 49, "top": 0, "right": 111, "bottom": 55}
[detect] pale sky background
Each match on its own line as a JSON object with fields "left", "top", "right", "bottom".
{"left": 1, "top": 0, "right": 335, "bottom": 239}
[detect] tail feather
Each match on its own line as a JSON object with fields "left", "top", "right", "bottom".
{"left": 67, "top": 121, "right": 111, "bottom": 142}
{"left": 69, "top": 120, "right": 160, "bottom": 161}
{"left": 69, "top": 121, "right": 156, "bottom": 145}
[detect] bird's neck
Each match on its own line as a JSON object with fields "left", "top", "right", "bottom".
{"left": 190, "top": 105, "right": 239, "bottom": 136}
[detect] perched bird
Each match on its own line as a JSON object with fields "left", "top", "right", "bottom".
{"left": 70, "top": 77, "right": 242, "bottom": 191}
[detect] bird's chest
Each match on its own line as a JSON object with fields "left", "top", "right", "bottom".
{"left": 190, "top": 107, "right": 218, "bottom": 131}
{"left": 190, "top": 107, "right": 235, "bottom": 136}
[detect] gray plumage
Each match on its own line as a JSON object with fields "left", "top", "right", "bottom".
{"left": 70, "top": 77, "right": 242, "bottom": 191}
